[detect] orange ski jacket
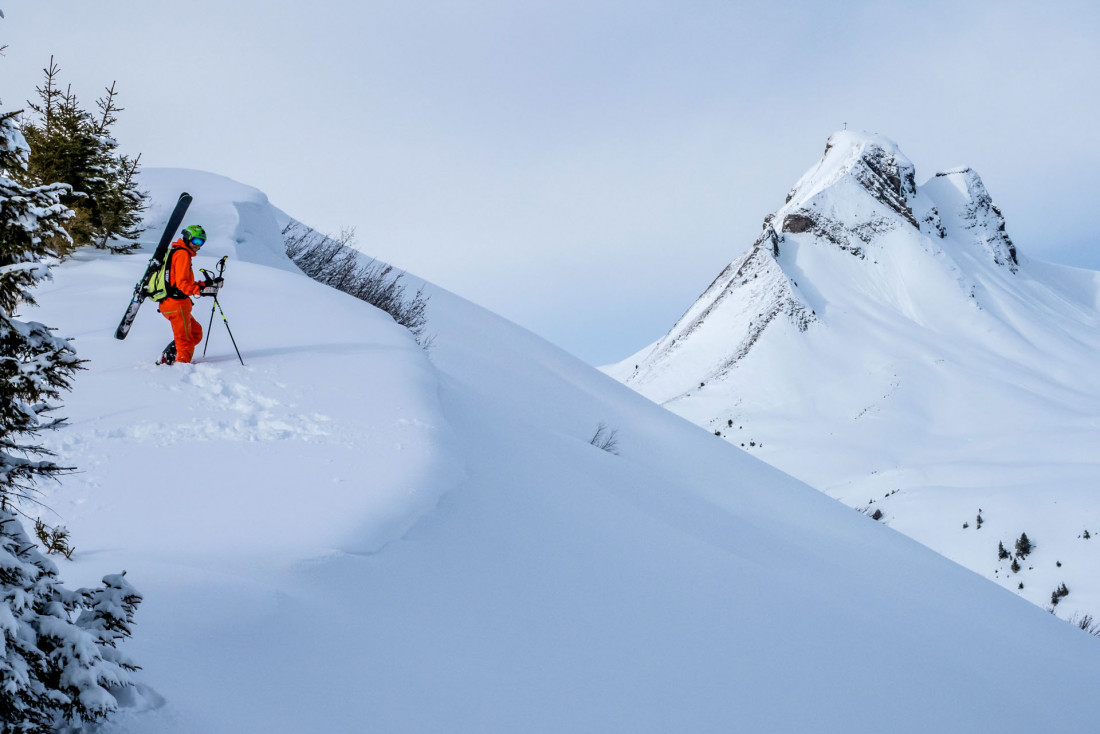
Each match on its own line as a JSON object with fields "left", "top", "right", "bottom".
{"left": 161, "top": 239, "right": 204, "bottom": 302}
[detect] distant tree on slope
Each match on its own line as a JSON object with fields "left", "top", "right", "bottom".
{"left": 1, "top": 97, "right": 143, "bottom": 732}
{"left": 1015, "top": 532, "right": 1032, "bottom": 559}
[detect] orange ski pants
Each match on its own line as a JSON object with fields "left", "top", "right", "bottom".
{"left": 159, "top": 298, "right": 203, "bottom": 363}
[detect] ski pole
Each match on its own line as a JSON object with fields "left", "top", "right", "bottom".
{"left": 202, "top": 297, "right": 217, "bottom": 358}
{"left": 201, "top": 257, "right": 228, "bottom": 358}
{"left": 213, "top": 296, "right": 245, "bottom": 366}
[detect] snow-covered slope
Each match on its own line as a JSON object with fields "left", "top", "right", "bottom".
{"left": 607, "top": 131, "right": 1100, "bottom": 619}
{"left": 26, "top": 168, "right": 1100, "bottom": 732}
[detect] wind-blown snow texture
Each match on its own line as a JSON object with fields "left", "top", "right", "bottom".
{"left": 26, "top": 167, "right": 1100, "bottom": 732}
{"left": 608, "top": 130, "right": 1100, "bottom": 621}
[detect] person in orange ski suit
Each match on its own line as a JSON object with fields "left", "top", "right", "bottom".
{"left": 158, "top": 225, "right": 222, "bottom": 365}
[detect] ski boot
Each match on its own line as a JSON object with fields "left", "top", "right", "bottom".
{"left": 157, "top": 341, "right": 177, "bottom": 366}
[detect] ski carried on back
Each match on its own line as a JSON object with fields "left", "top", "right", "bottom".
{"left": 114, "top": 192, "right": 192, "bottom": 340}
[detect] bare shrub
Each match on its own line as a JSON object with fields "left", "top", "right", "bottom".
{"left": 283, "top": 222, "right": 430, "bottom": 346}
{"left": 589, "top": 422, "right": 619, "bottom": 455}
{"left": 1070, "top": 613, "right": 1100, "bottom": 637}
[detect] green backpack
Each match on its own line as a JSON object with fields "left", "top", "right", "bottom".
{"left": 146, "top": 250, "right": 185, "bottom": 302}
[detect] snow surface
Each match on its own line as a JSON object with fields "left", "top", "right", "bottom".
{"left": 23, "top": 168, "right": 1100, "bottom": 732}
{"left": 608, "top": 131, "right": 1100, "bottom": 621}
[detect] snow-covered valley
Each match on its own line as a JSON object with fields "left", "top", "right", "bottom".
{"left": 23, "top": 167, "right": 1100, "bottom": 731}
{"left": 606, "top": 131, "right": 1100, "bottom": 621}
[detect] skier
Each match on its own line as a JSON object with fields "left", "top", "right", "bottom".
{"left": 154, "top": 225, "right": 222, "bottom": 365}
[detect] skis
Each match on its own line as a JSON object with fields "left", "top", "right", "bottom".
{"left": 114, "top": 192, "right": 192, "bottom": 340}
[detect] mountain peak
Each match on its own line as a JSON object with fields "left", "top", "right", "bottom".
{"left": 608, "top": 133, "right": 1100, "bottom": 627}
{"left": 768, "top": 131, "right": 923, "bottom": 260}
{"left": 783, "top": 130, "right": 917, "bottom": 223}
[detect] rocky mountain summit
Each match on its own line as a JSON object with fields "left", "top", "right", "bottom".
{"left": 607, "top": 131, "right": 1100, "bottom": 618}
{"left": 615, "top": 131, "right": 1025, "bottom": 403}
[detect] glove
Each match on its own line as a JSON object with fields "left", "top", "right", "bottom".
{"left": 199, "top": 277, "right": 223, "bottom": 297}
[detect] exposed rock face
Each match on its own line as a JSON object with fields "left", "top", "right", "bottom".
{"left": 779, "top": 208, "right": 898, "bottom": 259}
{"left": 848, "top": 138, "right": 918, "bottom": 227}
{"left": 923, "top": 167, "right": 1018, "bottom": 270}
{"left": 772, "top": 132, "right": 923, "bottom": 260}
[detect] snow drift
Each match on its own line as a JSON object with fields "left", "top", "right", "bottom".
{"left": 24, "top": 166, "right": 1100, "bottom": 732}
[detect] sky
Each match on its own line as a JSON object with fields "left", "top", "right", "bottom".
{"left": 2, "top": 0, "right": 1099, "bottom": 364}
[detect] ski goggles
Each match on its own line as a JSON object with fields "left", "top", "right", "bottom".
{"left": 190, "top": 236, "right": 206, "bottom": 248}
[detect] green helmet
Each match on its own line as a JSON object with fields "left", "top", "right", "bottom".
{"left": 182, "top": 225, "right": 207, "bottom": 248}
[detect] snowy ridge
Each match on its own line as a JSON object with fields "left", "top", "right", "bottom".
{"left": 608, "top": 131, "right": 1100, "bottom": 620}
{"left": 24, "top": 168, "right": 1100, "bottom": 731}
{"left": 619, "top": 228, "right": 813, "bottom": 403}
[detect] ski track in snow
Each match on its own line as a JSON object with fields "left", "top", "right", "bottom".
{"left": 45, "top": 365, "right": 331, "bottom": 456}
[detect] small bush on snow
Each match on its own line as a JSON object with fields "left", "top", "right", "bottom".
{"left": 34, "top": 517, "right": 75, "bottom": 559}
{"left": 1070, "top": 614, "right": 1100, "bottom": 637}
{"left": 1051, "top": 583, "right": 1070, "bottom": 606}
{"left": 589, "top": 423, "right": 620, "bottom": 455}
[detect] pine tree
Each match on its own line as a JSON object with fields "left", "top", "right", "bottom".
{"left": 997, "top": 541, "right": 1009, "bottom": 560}
{"left": 2, "top": 95, "right": 143, "bottom": 732}
{"left": 0, "top": 511, "right": 143, "bottom": 732}
{"left": 16, "top": 58, "right": 146, "bottom": 255}
{"left": 0, "top": 106, "right": 81, "bottom": 508}
{"left": 1015, "top": 532, "right": 1032, "bottom": 559}
{"left": 86, "top": 82, "right": 146, "bottom": 252}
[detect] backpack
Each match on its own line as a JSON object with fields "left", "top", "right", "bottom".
{"left": 146, "top": 248, "right": 187, "bottom": 302}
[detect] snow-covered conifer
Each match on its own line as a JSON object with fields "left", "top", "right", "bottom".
{"left": 75, "top": 571, "right": 142, "bottom": 674}
{"left": 1, "top": 96, "right": 142, "bottom": 732}
{"left": 0, "top": 103, "right": 81, "bottom": 507}
{"left": 0, "top": 510, "right": 142, "bottom": 732}
{"left": 85, "top": 82, "right": 147, "bottom": 252}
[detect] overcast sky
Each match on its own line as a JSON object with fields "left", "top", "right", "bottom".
{"left": 3, "top": 1, "right": 1099, "bottom": 364}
